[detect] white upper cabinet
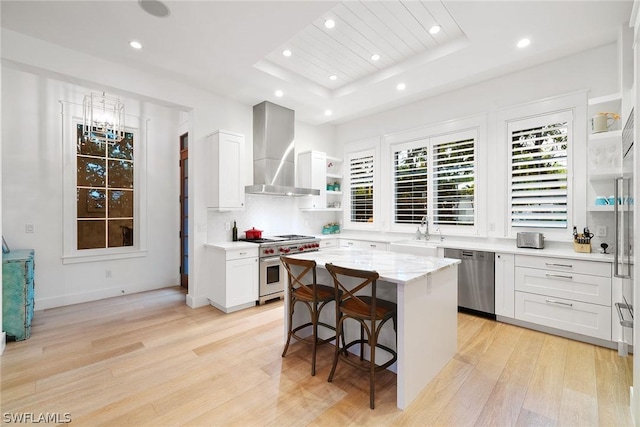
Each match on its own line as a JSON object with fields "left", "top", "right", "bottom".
{"left": 206, "top": 130, "right": 245, "bottom": 211}
{"left": 298, "top": 150, "right": 343, "bottom": 211}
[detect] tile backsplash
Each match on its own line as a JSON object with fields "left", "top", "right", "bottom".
{"left": 208, "top": 194, "right": 340, "bottom": 242}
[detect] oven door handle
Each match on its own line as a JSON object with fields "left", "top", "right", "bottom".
{"left": 262, "top": 256, "right": 282, "bottom": 264}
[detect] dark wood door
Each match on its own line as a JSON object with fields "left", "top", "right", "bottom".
{"left": 180, "top": 133, "right": 189, "bottom": 288}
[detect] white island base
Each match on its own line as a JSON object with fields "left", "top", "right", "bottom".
{"left": 286, "top": 248, "right": 459, "bottom": 410}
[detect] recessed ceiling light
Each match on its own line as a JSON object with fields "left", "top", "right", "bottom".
{"left": 371, "top": 53, "right": 381, "bottom": 61}
{"left": 324, "top": 19, "right": 336, "bottom": 29}
{"left": 138, "top": 0, "right": 170, "bottom": 18}
{"left": 517, "top": 38, "right": 531, "bottom": 48}
{"left": 397, "top": 83, "right": 406, "bottom": 91}
{"left": 329, "top": 75, "right": 338, "bottom": 81}
{"left": 129, "top": 40, "right": 142, "bottom": 50}
{"left": 282, "top": 49, "right": 292, "bottom": 57}
{"left": 275, "top": 90, "right": 283, "bottom": 97}
{"left": 429, "top": 25, "right": 441, "bottom": 34}
{"left": 324, "top": 110, "right": 333, "bottom": 116}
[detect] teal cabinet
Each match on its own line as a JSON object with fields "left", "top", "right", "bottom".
{"left": 2, "top": 249, "right": 35, "bottom": 341}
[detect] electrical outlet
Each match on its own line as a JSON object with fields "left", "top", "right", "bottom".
{"left": 489, "top": 223, "right": 495, "bottom": 232}
{"left": 225, "top": 222, "right": 231, "bottom": 231}
{"left": 25, "top": 224, "right": 35, "bottom": 233}
{"left": 105, "top": 269, "right": 112, "bottom": 278}
{"left": 596, "top": 226, "right": 607, "bottom": 237}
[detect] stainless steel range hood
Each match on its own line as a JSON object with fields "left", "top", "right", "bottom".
{"left": 245, "top": 101, "right": 319, "bottom": 197}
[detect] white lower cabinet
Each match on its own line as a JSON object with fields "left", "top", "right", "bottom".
{"left": 514, "top": 255, "right": 612, "bottom": 341}
{"left": 319, "top": 238, "right": 338, "bottom": 249}
{"left": 514, "top": 292, "right": 611, "bottom": 340}
{"left": 207, "top": 246, "right": 259, "bottom": 313}
{"left": 339, "top": 239, "right": 388, "bottom": 251}
{"left": 495, "top": 253, "right": 515, "bottom": 318}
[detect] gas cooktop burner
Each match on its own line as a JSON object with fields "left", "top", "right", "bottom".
{"left": 238, "top": 238, "right": 277, "bottom": 244}
{"left": 275, "top": 234, "right": 315, "bottom": 240}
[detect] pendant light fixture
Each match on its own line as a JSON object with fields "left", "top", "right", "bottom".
{"left": 82, "top": 92, "right": 125, "bottom": 144}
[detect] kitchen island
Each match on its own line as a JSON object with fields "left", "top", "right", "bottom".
{"left": 287, "top": 247, "right": 460, "bottom": 410}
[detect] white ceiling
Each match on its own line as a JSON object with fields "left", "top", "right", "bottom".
{"left": 0, "top": 0, "right": 634, "bottom": 125}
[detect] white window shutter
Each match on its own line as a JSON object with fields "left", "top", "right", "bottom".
{"left": 509, "top": 112, "right": 571, "bottom": 229}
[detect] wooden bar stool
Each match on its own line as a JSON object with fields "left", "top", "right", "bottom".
{"left": 325, "top": 263, "right": 397, "bottom": 409}
{"left": 281, "top": 256, "right": 337, "bottom": 376}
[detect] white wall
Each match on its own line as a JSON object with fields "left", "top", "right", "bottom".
{"left": 336, "top": 43, "right": 620, "bottom": 244}
{"left": 2, "top": 67, "right": 181, "bottom": 308}
{"left": 0, "top": 29, "right": 255, "bottom": 310}
{"left": 0, "top": 29, "right": 340, "bottom": 314}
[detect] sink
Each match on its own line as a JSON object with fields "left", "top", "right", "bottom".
{"left": 390, "top": 240, "right": 440, "bottom": 256}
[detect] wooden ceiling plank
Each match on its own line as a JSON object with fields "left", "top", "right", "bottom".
{"left": 291, "top": 30, "right": 365, "bottom": 82}
{"left": 376, "top": 1, "right": 431, "bottom": 52}
{"left": 340, "top": 1, "right": 407, "bottom": 63}
{"left": 360, "top": 1, "right": 421, "bottom": 56}
{"left": 422, "top": 1, "right": 465, "bottom": 39}
{"left": 400, "top": 0, "right": 443, "bottom": 46}
{"left": 302, "top": 25, "right": 375, "bottom": 78}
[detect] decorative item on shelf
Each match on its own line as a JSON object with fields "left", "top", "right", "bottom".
{"left": 333, "top": 182, "right": 340, "bottom": 191}
{"left": 326, "top": 183, "right": 334, "bottom": 191}
{"left": 82, "top": 91, "right": 125, "bottom": 144}
{"left": 323, "top": 222, "right": 340, "bottom": 234}
{"left": 590, "top": 112, "right": 620, "bottom": 134}
{"left": 595, "top": 196, "right": 608, "bottom": 206}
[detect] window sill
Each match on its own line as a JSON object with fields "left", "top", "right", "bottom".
{"left": 62, "top": 249, "right": 148, "bottom": 264}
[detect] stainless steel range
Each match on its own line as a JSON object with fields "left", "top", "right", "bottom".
{"left": 239, "top": 234, "right": 320, "bottom": 304}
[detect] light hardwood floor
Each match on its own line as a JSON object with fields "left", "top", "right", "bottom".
{"left": 1, "top": 286, "right": 633, "bottom": 426}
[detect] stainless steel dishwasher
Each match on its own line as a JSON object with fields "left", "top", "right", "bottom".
{"left": 444, "top": 248, "right": 495, "bottom": 317}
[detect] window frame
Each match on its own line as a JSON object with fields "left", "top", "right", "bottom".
{"left": 61, "top": 100, "right": 148, "bottom": 264}
{"left": 343, "top": 138, "right": 380, "bottom": 230}
{"left": 384, "top": 116, "right": 485, "bottom": 236}
{"left": 496, "top": 91, "right": 587, "bottom": 240}
{"left": 507, "top": 112, "right": 572, "bottom": 231}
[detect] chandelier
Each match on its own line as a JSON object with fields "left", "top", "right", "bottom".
{"left": 82, "top": 92, "right": 125, "bottom": 144}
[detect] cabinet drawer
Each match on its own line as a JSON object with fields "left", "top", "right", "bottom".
{"left": 515, "top": 267, "right": 611, "bottom": 305}
{"left": 515, "top": 255, "right": 611, "bottom": 277}
{"left": 340, "top": 239, "right": 359, "bottom": 248}
{"left": 320, "top": 239, "right": 337, "bottom": 249}
{"left": 226, "top": 248, "right": 258, "bottom": 261}
{"left": 515, "top": 291, "right": 611, "bottom": 340}
{"left": 362, "top": 241, "right": 388, "bottom": 251}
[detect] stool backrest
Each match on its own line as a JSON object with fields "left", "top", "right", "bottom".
{"left": 280, "top": 256, "right": 318, "bottom": 298}
{"left": 325, "top": 263, "right": 380, "bottom": 317}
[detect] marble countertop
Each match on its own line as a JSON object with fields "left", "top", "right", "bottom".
{"left": 314, "top": 232, "right": 615, "bottom": 263}
{"left": 204, "top": 241, "right": 260, "bottom": 250}
{"left": 287, "top": 247, "right": 460, "bottom": 285}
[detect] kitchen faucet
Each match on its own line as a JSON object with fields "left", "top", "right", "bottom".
{"left": 420, "top": 215, "right": 430, "bottom": 240}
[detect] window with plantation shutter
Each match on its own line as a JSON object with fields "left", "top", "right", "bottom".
{"left": 432, "top": 133, "right": 475, "bottom": 227}
{"left": 394, "top": 144, "right": 428, "bottom": 224}
{"left": 392, "top": 130, "right": 476, "bottom": 229}
{"left": 509, "top": 111, "right": 571, "bottom": 229}
{"left": 349, "top": 152, "right": 375, "bottom": 223}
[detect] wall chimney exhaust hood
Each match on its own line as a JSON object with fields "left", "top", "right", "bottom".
{"left": 245, "top": 101, "right": 319, "bottom": 197}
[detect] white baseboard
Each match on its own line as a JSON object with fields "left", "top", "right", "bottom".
{"left": 35, "top": 284, "right": 176, "bottom": 310}
{"left": 186, "top": 294, "right": 209, "bottom": 308}
{"left": 0, "top": 332, "right": 6, "bottom": 355}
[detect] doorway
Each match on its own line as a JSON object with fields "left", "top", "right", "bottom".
{"left": 179, "top": 132, "right": 189, "bottom": 288}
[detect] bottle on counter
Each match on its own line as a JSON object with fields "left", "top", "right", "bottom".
{"left": 232, "top": 221, "right": 238, "bottom": 241}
